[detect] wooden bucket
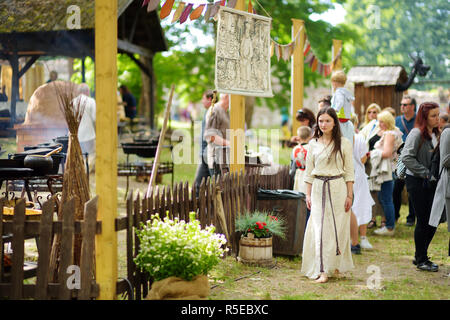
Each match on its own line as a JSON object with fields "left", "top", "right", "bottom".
{"left": 238, "top": 236, "right": 273, "bottom": 267}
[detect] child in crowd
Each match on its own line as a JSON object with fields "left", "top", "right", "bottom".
{"left": 293, "top": 126, "right": 312, "bottom": 221}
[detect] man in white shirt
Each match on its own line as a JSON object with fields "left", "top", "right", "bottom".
{"left": 73, "top": 83, "right": 96, "bottom": 171}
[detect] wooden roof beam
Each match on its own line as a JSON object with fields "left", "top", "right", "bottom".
{"left": 117, "top": 39, "right": 152, "bottom": 59}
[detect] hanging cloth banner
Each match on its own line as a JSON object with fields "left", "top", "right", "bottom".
{"left": 147, "top": 0, "right": 160, "bottom": 12}
{"left": 160, "top": 0, "right": 175, "bottom": 19}
{"left": 179, "top": 3, "right": 194, "bottom": 24}
{"left": 190, "top": 4, "right": 205, "bottom": 20}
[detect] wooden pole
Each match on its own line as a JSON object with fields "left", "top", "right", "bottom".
{"left": 95, "top": 0, "right": 118, "bottom": 300}
{"left": 332, "top": 39, "right": 342, "bottom": 71}
{"left": 229, "top": 0, "right": 246, "bottom": 175}
{"left": 146, "top": 85, "right": 175, "bottom": 198}
{"left": 291, "top": 19, "right": 305, "bottom": 137}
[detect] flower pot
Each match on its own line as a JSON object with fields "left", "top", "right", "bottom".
{"left": 238, "top": 235, "right": 273, "bottom": 267}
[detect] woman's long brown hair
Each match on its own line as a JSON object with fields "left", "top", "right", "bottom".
{"left": 313, "top": 107, "right": 343, "bottom": 162}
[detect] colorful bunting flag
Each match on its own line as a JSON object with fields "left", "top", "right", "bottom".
{"left": 179, "top": 3, "right": 194, "bottom": 24}
{"left": 147, "top": 0, "right": 159, "bottom": 12}
{"left": 248, "top": 0, "right": 253, "bottom": 13}
{"left": 209, "top": 1, "right": 221, "bottom": 19}
{"left": 204, "top": 3, "right": 213, "bottom": 20}
{"left": 160, "top": 0, "right": 175, "bottom": 20}
{"left": 171, "top": 2, "right": 186, "bottom": 23}
{"left": 220, "top": 0, "right": 226, "bottom": 6}
{"left": 190, "top": 4, "right": 205, "bottom": 20}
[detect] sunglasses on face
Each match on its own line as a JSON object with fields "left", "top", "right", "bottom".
{"left": 401, "top": 103, "right": 411, "bottom": 107}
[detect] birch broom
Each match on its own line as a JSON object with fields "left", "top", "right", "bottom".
{"left": 49, "top": 81, "right": 91, "bottom": 281}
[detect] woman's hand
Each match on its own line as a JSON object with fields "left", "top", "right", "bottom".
{"left": 306, "top": 194, "right": 312, "bottom": 210}
{"left": 344, "top": 196, "right": 352, "bottom": 212}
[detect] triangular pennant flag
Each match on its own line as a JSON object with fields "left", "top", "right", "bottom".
{"left": 220, "top": 0, "right": 226, "bottom": 6}
{"left": 282, "top": 45, "right": 291, "bottom": 61}
{"left": 275, "top": 44, "right": 281, "bottom": 61}
{"left": 303, "top": 41, "right": 311, "bottom": 56}
{"left": 210, "top": 2, "right": 221, "bottom": 19}
{"left": 308, "top": 55, "right": 315, "bottom": 68}
{"left": 311, "top": 58, "right": 318, "bottom": 72}
{"left": 248, "top": 0, "right": 253, "bottom": 13}
{"left": 190, "top": 4, "right": 205, "bottom": 20}
{"left": 179, "top": 3, "right": 194, "bottom": 24}
{"left": 226, "top": 0, "right": 237, "bottom": 8}
{"left": 171, "top": 2, "right": 186, "bottom": 23}
{"left": 160, "top": 0, "right": 175, "bottom": 20}
{"left": 289, "top": 42, "right": 295, "bottom": 57}
{"left": 204, "top": 3, "right": 213, "bottom": 20}
{"left": 147, "top": 0, "right": 160, "bottom": 12}
{"left": 324, "top": 64, "right": 331, "bottom": 77}
{"left": 142, "top": 0, "right": 150, "bottom": 7}
{"left": 318, "top": 62, "right": 323, "bottom": 75}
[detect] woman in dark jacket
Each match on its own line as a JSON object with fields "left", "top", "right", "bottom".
{"left": 401, "top": 102, "right": 441, "bottom": 272}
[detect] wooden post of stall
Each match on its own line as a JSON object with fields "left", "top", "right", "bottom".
{"left": 95, "top": 0, "right": 118, "bottom": 300}
{"left": 332, "top": 39, "right": 342, "bottom": 71}
{"left": 229, "top": 0, "right": 246, "bottom": 175}
{"left": 291, "top": 19, "right": 305, "bottom": 137}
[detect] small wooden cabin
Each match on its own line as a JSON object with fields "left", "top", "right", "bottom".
{"left": 347, "top": 65, "right": 409, "bottom": 123}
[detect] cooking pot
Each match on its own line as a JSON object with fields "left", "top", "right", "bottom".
{"left": 53, "top": 135, "right": 69, "bottom": 153}
{"left": 23, "top": 146, "right": 62, "bottom": 175}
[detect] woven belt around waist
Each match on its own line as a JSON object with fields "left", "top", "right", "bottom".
{"left": 314, "top": 175, "right": 343, "bottom": 273}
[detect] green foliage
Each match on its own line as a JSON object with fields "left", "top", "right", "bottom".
{"left": 134, "top": 212, "right": 228, "bottom": 281}
{"left": 71, "top": 54, "right": 142, "bottom": 109}
{"left": 344, "top": 0, "right": 449, "bottom": 88}
{"left": 153, "top": 0, "right": 359, "bottom": 113}
{"left": 235, "top": 211, "right": 286, "bottom": 239}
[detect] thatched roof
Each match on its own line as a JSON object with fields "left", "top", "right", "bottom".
{"left": 347, "top": 65, "right": 409, "bottom": 87}
{"left": 0, "top": 0, "right": 132, "bottom": 33}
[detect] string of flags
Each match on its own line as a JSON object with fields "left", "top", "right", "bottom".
{"left": 144, "top": 0, "right": 342, "bottom": 76}
{"left": 143, "top": 0, "right": 250, "bottom": 23}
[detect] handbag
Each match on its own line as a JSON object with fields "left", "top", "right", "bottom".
{"left": 395, "top": 142, "right": 406, "bottom": 179}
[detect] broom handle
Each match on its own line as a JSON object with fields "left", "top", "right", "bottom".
{"left": 146, "top": 85, "right": 175, "bottom": 198}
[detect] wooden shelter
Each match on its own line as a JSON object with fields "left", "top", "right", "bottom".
{"left": 0, "top": 0, "right": 167, "bottom": 127}
{"left": 347, "top": 65, "right": 409, "bottom": 122}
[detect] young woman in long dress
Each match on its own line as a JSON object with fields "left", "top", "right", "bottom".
{"left": 301, "top": 107, "right": 355, "bottom": 283}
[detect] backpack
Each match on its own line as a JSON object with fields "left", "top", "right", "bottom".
{"left": 430, "top": 146, "right": 442, "bottom": 181}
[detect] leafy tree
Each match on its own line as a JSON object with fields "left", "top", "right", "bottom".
{"left": 344, "top": 0, "right": 449, "bottom": 87}
{"left": 71, "top": 54, "right": 142, "bottom": 104}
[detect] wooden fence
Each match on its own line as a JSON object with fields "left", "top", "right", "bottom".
{"left": 115, "top": 165, "right": 291, "bottom": 300}
{"left": 0, "top": 196, "right": 100, "bottom": 300}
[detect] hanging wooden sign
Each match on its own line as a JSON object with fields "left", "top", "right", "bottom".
{"left": 215, "top": 6, "right": 273, "bottom": 97}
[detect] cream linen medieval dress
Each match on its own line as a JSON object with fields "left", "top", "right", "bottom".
{"left": 300, "top": 137, "right": 355, "bottom": 279}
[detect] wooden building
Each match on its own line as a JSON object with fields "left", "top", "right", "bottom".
{"left": 347, "top": 65, "right": 409, "bottom": 123}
